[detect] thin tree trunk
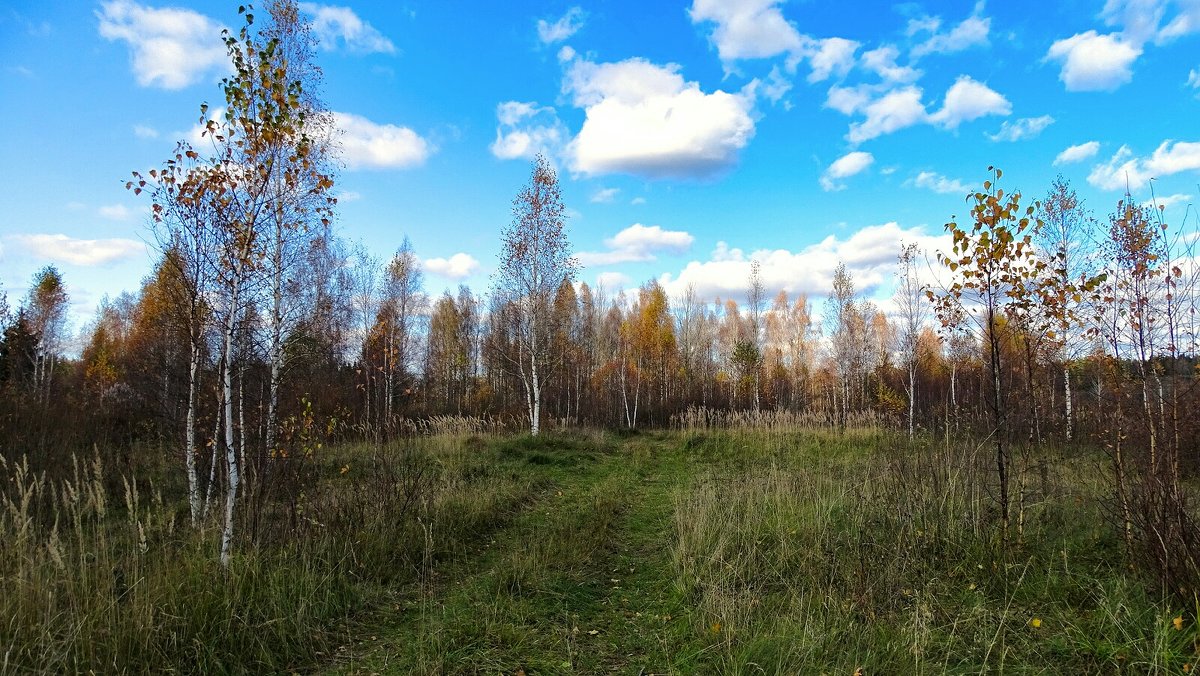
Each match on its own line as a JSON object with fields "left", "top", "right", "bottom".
{"left": 185, "top": 339, "right": 202, "bottom": 525}
{"left": 908, "top": 363, "right": 916, "bottom": 440}
{"left": 220, "top": 278, "right": 243, "bottom": 568}
{"left": 1063, "top": 367, "right": 1072, "bottom": 441}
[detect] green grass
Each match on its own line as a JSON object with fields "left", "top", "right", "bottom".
{"left": 3, "top": 429, "right": 1197, "bottom": 674}
{"left": 331, "top": 429, "right": 1199, "bottom": 675}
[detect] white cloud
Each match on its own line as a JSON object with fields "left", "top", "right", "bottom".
{"left": 590, "top": 187, "right": 620, "bottom": 203}
{"left": 334, "top": 112, "right": 432, "bottom": 170}
{"left": 423, "top": 253, "right": 480, "bottom": 279}
{"left": 1043, "top": 1, "right": 1200, "bottom": 91}
{"left": 631, "top": 197, "right": 647, "bottom": 205}
{"left": 1102, "top": 0, "right": 1171, "bottom": 44}
{"left": 834, "top": 75, "right": 1008, "bottom": 143}
{"left": 335, "top": 190, "right": 362, "bottom": 202}
{"left": 299, "top": 3, "right": 395, "bottom": 54}
{"left": 846, "top": 86, "right": 927, "bottom": 143}
{"left": 1144, "top": 193, "right": 1192, "bottom": 211}
{"left": 1190, "top": 68, "right": 1200, "bottom": 89}
{"left": 820, "top": 151, "right": 874, "bottom": 191}
{"left": 687, "top": 0, "right": 861, "bottom": 84}
{"left": 910, "top": 8, "right": 990, "bottom": 59}
{"left": 595, "top": 271, "right": 632, "bottom": 290}
{"left": 803, "top": 37, "right": 859, "bottom": 82}
{"left": 1088, "top": 141, "right": 1200, "bottom": 191}
{"left": 97, "top": 0, "right": 227, "bottom": 89}
{"left": 911, "top": 171, "right": 971, "bottom": 195}
{"left": 928, "top": 76, "right": 1011, "bottom": 130}
{"left": 1156, "top": 1, "right": 1200, "bottom": 42}
{"left": 825, "top": 84, "right": 874, "bottom": 115}
{"left": 132, "top": 124, "right": 159, "bottom": 139}
{"left": 987, "top": 115, "right": 1054, "bottom": 142}
{"left": 1046, "top": 31, "right": 1141, "bottom": 91}
{"left": 1054, "top": 141, "right": 1101, "bottom": 165}
{"left": 861, "top": 45, "right": 921, "bottom": 83}
{"left": 760, "top": 65, "right": 794, "bottom": 104}
{"left": 8, "top": 234, "right": 145, "bottom": 266}
{"left": 563, "top": 56, "right": 756, "bottom": 179}
{"left": 98, "top": 204, "right": 138, "bottom": 221}
{"left": 688, "top": 0, "right": 804, "bottom": 64}
{"left": 490, "top": 101, "right": 567, "bottom": 160}
{"left": 537, "top": 6, "right": 585, "bottom": 45}
{"left": 659, "top": 222, "right": 949, "bottom": 300}
{"left": 1089, "top": 146, "right": 1145, "bottom": 190}
{"left": 576, "top": 223, "right": 694, "bottom": 266}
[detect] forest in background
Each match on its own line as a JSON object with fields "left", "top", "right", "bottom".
{"left": 1, "top": 2, "right": 1198, "bottom": 672}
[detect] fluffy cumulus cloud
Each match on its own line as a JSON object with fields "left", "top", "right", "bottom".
{"left": 7, "top": 234, "right": 145, "bottom": 266}
{"left": 1088, "top": 140, "right": 1200, "bottom": 190}
{"left": 658, "top": 222, "right": 949, "bottom": 300}
{"left": 911, "top": 171, "right": 971, "bottom": 195}
{"left": 334, "top": 112, "right": 432, "bottom": 170}
{"left": 576, "top": 224, "right": 695, "bottom": 266}
{"left": 1046, "top": 31, "right": 1141, "bottom": 91}
{"left": 804, "top": 37, "right": 859, "bottom": 83}
{"left": 987, "top": 115, "right": 1054, "bottom": 142}
{"left": 688, "top": 0, "right": 804, "bottom": 64}
{"left": 843, "top": 86, "right": 927, "bottom": 143}
{"left": 299, "top": 3, "right": 395, "bottom": 54}
{"left": 909, "top": 5, "right": 991, "bottom": 59}
{"left": 834, "top": 76, "right": 1010, "bottom": 143}
{"left": 563, "top": 56, "right": 756, "bottom": 178}
{"left": 1054, "top": 141, "right": 1101, "bottom": 165}
{"left": 861, "top": 45, "right": 921, "bottom": 83}
{"left": 423, "top": 253, "right": 480, "bottom": 280}
{"left": 489, "top": 101, "right": 568, "bottom": 160}
{"left": 820, "top": 151, "right": 874, "bottom": 191}
{"left": 1045, "top": 0, "right": 1200, "bottom": 91}
{"left": 97, "top": 0, "right": 228, "bottom": 89}
{"left": 537, "top": 6, "right": 585, "bottom": 45}
{"left": 688, "top": 0, "right": 860, "bottom": 84}
{"left": 927, "top": 76, "right": 1011, "bottom": 130}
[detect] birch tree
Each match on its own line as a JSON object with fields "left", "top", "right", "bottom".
{"left": 931, "top": 167, "right": 1045, "bottom": 538}
{"left": 258, "top": 0, "right": 336, "bottom": 461}
{"left": 493, "top": 154, "right": 577, "bottom": 436}
{"left": 24, "top": 266, "right": 69, "bottom": 400}
{"left": 895, "top": 243, "right": 928, "bottom": 438}
{"left": 1036, "top": 177, "right": 1095, "bottom": 440}
{"left": 746, "top": 260, "right": 765, "bottom": 411}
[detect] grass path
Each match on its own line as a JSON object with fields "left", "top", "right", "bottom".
{"left": 323, "top": 430, "right": 1200, "bottom": 674}
{"left": 329, "top": 432, "right": 697, "bottom": 675}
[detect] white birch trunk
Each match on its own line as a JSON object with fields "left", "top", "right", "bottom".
{"left": 1063, "top": 367, "right": 1072, "bottom": 441}
{"left": 908, "top": 363, "right": 916, "bottom": 440}
{"left": 220, "top": 278, "right": 242, "bottom": 568}
{"left": 185, "top": 339, "right": 202, "bottom": 525}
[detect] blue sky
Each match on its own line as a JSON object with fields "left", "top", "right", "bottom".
{"left": 1, "top": 0, "right": 1198, "bottom": 335}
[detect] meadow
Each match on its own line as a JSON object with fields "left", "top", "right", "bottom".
{"left": 2, "top": 423, "right": 1196, "bottom": 674}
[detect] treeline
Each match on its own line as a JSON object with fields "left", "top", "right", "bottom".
{"left": 2, "top": 171, "right": 1196, "bottom": 495}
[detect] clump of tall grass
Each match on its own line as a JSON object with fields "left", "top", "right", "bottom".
{"left": 0, "top": 431, "right": 539, "bottom": 673}
{"left": 671, "top": 405, "right": 891, "bottom": 433}
{"left": 670, "top": 432, "right": 1199, "bottom": 672}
